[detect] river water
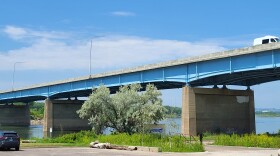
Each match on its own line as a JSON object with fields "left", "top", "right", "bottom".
{"left": 161, "top": 116, "right": 280, "bottom": 135}
{"left": 0, "top": 116, "right": 279, "bottom": 139}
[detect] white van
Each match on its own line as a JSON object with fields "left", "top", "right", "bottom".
{"left": 253, "top": 35, "right": 279, "bottom": 46}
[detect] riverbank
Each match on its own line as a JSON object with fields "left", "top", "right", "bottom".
{"left": 28, "top": 130, "right": 280, "bottom": 152}
{"left": 31, "top": 120, "right": 44, "bottom": 125}
{"left": 16, "top": 131, "right": 280, "bottom": 155}
{"left": 32, "top": 131, "right": 204, "bottom": 152}
{"left": 1, "top": 116, "right": 277, "bottom": 139}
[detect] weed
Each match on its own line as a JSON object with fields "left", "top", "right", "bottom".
{"left": 34, "top": 131, "right": 204, "bottom": 152}
{"left": 214, "top": 134, "right": 280, "bottom": 148}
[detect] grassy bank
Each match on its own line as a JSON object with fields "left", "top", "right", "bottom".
{"left": 214, "top": 134, "right": 280, "bottom": 148}
{"left": 32, "top": 131, "right": 204, "bottom": 152}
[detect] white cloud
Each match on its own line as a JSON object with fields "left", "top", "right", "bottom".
{"left": 3, "top": 25, "right": 69, "bottom": 41}
{"left": 111, "top": 11, "right": 136, "bottom": 17}
{"left": 3, "top": 26, "right": 27, "bottom": 40}
{"left": 0, "top": 26, "right": 227, "bottom": 72}
{"left": 0, "top": 37, "right": 226, "bottom": 71}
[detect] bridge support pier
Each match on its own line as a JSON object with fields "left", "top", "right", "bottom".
{"left": 0, "top": 104, "right": 30, "bottom": 126}
{"left": 181, "top": 86, "right": 255, "bottom": 136}
{"left": 43, "top": 99, "right": 91, "bottom": 137}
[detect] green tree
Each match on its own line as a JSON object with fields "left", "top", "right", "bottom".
{"left": 164, "top": 106, "right": 182, "bottom": 118}
{"left": 29, "top": 102, "right": 44, "bottom": 120}
{"left": 77, "top": 84, "right": 166, "bottom": 134}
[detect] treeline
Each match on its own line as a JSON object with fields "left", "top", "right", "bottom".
{"left": 28, "top": 104, "right": 183, "bottom": 119}
{"left": 29, "top": 102, "right": 44, "bottom": 120}
{"left": 255, "top": 111, "right": 280, "bottom": 117}
{"left": 164, "top": 105, "right": 182, "bottom": 118}
{"left": 17, "top": 102, "right": 183, "bottom": 119}
{"left": 13, "top": 102, "right": 44, "bottom": 120}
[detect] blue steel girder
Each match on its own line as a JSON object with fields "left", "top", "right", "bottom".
{"left": 1, "top": 45, "right": 280, "bottom": 103}
{"left": 189, "top": 68, "right": 280, "bottom": 87}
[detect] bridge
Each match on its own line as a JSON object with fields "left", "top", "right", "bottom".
{"left": 1, "top": 43, "right": 280, "bottom": 136}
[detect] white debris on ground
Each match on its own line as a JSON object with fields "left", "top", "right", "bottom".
{"left": 89, "top": 141, "right": 137, "bottom": 151}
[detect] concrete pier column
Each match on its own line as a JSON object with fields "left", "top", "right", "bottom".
{"left": 43, "top": 98, "right": 53, "bottom": 137}
{"left": 248, "top": 90, "right": 256, "bottom": 133}
{"left": 0, "top": 104, "right": 30, "bottom": 126}
{"left": 181, "top": 86, "right": 197, "bottom": 136}
{"left": 181, "top": 86, "right": 255, "bottom": 136}
{"left": 43, "top": 99, "right": 91, "bottom": 137}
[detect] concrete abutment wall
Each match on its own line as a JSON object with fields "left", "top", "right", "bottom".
{"left": 182, "top": 86, "right": 255, "bottom": 136}
{"left": 43, "top": 99, "right": 91, "bottom": 137}
{"left": 0, "top": 104, "right": 30, "bottom": 126}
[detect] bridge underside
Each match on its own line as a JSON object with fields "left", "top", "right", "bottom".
{"left": 0, "top": 96, "right": 46, "bottom": 104}
{"left": 0, "top": 81, "right": 185, "bottom": 104}
{"left": 51, "top": 81, "right": 185, "bottom": 98}
{"left": 0, "top": 104, "right": 30, "bottom": 126}
{"left": 190, "top": 68, "right": 280, "bottom": 87}
{"left": 2, "top": 67, "right": 280, "bottom": 104}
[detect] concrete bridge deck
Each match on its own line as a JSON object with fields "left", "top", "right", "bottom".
{"left": 1, "top": 42, "right": 280, "bottom": 93}
{"left": 1, "top": 43, "right": 280, "bottom": 103}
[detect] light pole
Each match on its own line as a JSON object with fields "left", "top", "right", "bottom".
{"left": 12, "top": 62, "right": 24, "bottom": 91}
{"left": 88, "top": 35, "right": 104, "bottom": 78}
{"left": 89, "top": 40, "right": 93, "bottom": 77}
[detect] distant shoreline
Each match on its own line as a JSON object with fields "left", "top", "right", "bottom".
{"left": 255, "top": 111, "right": 280, "bottom": 117}
{"left": 31, "top": 120, "right": 43, "bottom": 125}
{"left": 29, "top": 112, "right": 279, "bottom": 126}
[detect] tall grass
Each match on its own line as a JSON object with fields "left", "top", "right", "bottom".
{"left": 215, "top": 134, "right": 280, "bottom": 148}
{"left": 97, "top": 133, "right": 203, "bottom": 152}
{"left": 36, "top": 131, "right": 97, "bottom": 145}
{"left": 34, "top": 131, "right": 204, "bottom": 152}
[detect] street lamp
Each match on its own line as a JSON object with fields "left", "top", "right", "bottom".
{"left": 12, "top": 62, "right": 24, "bottom": 91}
{"left": 89, "top": 40, "right": 93, "bottom": 77}
{"left": 88, "top": 35, "right": 104, "bottom": 78}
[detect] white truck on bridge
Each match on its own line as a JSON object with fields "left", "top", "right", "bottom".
{"left": 253, "top": 35, "right": 279, "bottom": 46}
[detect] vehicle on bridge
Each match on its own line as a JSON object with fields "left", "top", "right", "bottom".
{"left": 253, "top": 35, "right": 279, "bottom": 46}
{"left": 0, "top": 131, "right": 20, "bottom": 151}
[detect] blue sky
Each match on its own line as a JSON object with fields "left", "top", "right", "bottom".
{"left": 0, "top": 0, "right": 280, "bottom": 108}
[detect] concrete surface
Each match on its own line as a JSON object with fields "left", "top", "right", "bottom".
{"left": 0, "top": 104, "right": 30, "bottom": 126}
{"left": 43, "top": 99, "right": 91, "bottom": 137}
{"left": 181, "top": 86, "right": 255, "bottom": 136}
{"left": 0, "top": 146, "right": 279, "bottom": 156}
{"left": 137, "top": 146, "right": 160, "bottom": 152}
